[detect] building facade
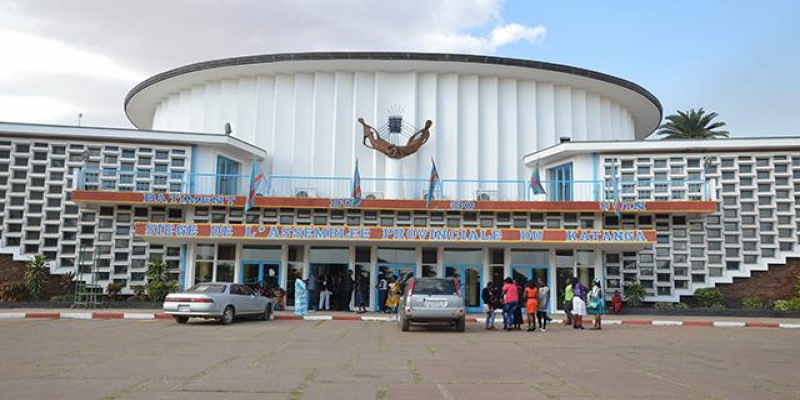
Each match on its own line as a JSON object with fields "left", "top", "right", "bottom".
{"left": 1, "top": 52, "right": 797, "bottom": 311}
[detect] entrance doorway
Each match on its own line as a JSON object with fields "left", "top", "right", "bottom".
{"left": 376, "top": 263, "right": 415, "bottom": 311}
{"left": 240, "top": 261, "right": 281, "bottom": 297}
{"left": 444, "top": 265, "right": 482, "bottom": 313}
{"left": 511, "top": 265, "right": 550, "bottom": 312}
{"left": 312, "top": 263, "right": 351, "bottom": 311}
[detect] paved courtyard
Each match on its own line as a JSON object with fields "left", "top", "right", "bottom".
{"left": 1, "top": 317, "right": 799, "bottom": 400}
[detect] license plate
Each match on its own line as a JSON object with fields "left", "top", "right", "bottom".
{"left": 425, "top": 301, "right": 446, "bottom": 308}
{"left": 178, "top": 305, "right": 189, "bottom": 312}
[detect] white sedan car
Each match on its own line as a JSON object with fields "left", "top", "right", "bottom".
{"left": 163, "top": 282, "right": 273, "bottom": 324}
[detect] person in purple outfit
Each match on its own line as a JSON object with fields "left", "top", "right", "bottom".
{"left": 571, "top": 277, "right": 589, "bottom": 329}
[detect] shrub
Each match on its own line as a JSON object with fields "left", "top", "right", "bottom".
{"left": 49, "top": 294, "right": 71, "bottom": 302}
{"left": 624, "top": 281, "right": 646, "bottom": 308}
{"left": 106, "top": 281, "right": 125, "bottom": 301}
{"left": 145, "top": 258, "right": 178, "bottom": 302}
{"left": 674, "top": 302, "right": 690, "bottom": 310}
{"left": 741, "top": 296, "right": 764, "bottom": 310}
{"left": 654, "top": 302, "right": 674, "bottom": 310}
{"left": 773, "top": 298, "right": 800, "bottom": 311}
{"left": 24, "top": 254, "right": 49, "bottom": 302}
{"left": 0, "top": 281, "right": 27, "bottom": 302}
{"left": 710, "top": 303, "right": 726, "bottom": 311}
{"left": 694, "top": 287, "right": 724, "bottom": 307}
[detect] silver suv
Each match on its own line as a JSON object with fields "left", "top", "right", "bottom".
{"left": 398, "top": 278, "right": 466, "bottom": 332}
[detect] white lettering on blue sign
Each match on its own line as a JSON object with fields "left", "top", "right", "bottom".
{"left": 599, "top": 201, "right": 647, "bottom": 212}
{"left": 144, "top": 223, "right": 198, "bottom": 237}
{"left": 566, "top": 230, "right": 647, "bottom": 242}
{"left": 381, "top": 228, "right": 501, "bottom": 241}
{"left": 449, "top": 201, "right": 476, "bottom": 210}
{"left": 143, "top": 193, "right": 235, "bottom": 206}
{"left": 519, "top": 230, "right": 544, "bottom": 241}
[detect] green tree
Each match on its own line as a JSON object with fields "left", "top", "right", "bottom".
{"left": 655, "top": 108, "right": 730, "bottom": 140}
{"left": 24, "top": 254, "right": 49, "bottom": 302}
{"left": 145, "top": 258, "right": 178, "bottom": 302}
{"left": 623, "top": 281, "right": 646, "bottom": 308}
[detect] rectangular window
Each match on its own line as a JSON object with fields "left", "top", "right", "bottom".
{"left": 547, "top": 162, "right": 573, "bottom": 201}
{"left": 216, "top": 156, "right": 241, "bottom": 195}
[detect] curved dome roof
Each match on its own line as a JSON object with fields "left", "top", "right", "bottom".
{"left": 125, "top": 52, "right": 662, "bottom": 139}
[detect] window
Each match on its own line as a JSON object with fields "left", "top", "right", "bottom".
{"left": 548, "top": 163, "right": 573, "bottom": 201}
{"left": 216, "top": 156, "right": 241, "bottom": 195}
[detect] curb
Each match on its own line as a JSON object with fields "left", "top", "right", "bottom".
{"left": 2, "top": 312, "right": 800, "bottom": 328}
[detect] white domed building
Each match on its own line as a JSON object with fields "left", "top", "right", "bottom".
{"left": 1, "top": 52, "right": 798, "bottom": 313}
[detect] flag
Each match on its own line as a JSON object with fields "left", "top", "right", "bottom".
{"left": 426, "top": 158, "right": 440, "bottom": 208}
{"left": 529, "top": 162, "right": 546, "bottom": 196}
{"left": 351, "top": 159, "right": 362, "bottom": 207}
{"left": 245, "top": 159, "right": 265, "bottom": 213}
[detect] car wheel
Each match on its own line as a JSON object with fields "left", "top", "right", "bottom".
{"left": 174, "top": 316, "right": 189, "bottom": 324}
{"left": 455, "top": 318, "right": 465, "bottom": 332}
{"left": 221, "top": 306, "right": 235, "bottom": 325}
{"left": 400, "top": 315, "right": 410, "bottom": 332}
{"left": 262, "top": 304, "right": 272, "bottom": 321}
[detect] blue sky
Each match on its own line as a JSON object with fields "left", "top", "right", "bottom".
{"left": 0, "top": 0, "right": 797, "bottom": 137}
{"left": 496, "top": 1, "right": 800, "bottom": 137}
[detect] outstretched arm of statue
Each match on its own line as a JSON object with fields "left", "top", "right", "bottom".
{"left": 358, "top": 117, "right": 381, "bottom": 147}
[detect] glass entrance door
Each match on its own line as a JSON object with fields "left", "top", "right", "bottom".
{"left": 376, "top": 263, "right": 416, "bottom": 311}
{"left": 444, "top": 265, "right": 482, "bottom": 313}
{"left": 240, "top": 262, "right": 281, "bottom": 297}
{"left": 511, "top": 265, "right": 550, "bottom": 312}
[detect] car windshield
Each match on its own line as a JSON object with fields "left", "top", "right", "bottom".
{"left": 186, "top": 284, "right": 226, "bottom": 294}
{"left": 413, "top": 280, "right": 457, "bottom": 295}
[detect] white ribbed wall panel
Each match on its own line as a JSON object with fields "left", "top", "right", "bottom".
{"left": 498, "top": 79, "right": 518, "bottom": 188}
{"left": 517, "top": 80, "right": 536, "bottom": 181}
{"left": 332, "top": 72, "right": 354, "bottom": 178}
{"left": 149, "top": 72, "right": 641, "bottom": 190}
{"left": 312, "top": 72, "right": 335, "bottom": 177}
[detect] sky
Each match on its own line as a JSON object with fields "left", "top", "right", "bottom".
{"left": 0, "top": 0, "right": 798, "bottom": 138}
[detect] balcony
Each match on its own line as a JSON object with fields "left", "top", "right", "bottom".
{"left": 78, "top": 168, "right": 712, "bottom": 202}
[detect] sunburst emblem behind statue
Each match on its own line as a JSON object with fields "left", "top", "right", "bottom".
{"left": 358, "top": 106, "right": 432, "bottom": 159}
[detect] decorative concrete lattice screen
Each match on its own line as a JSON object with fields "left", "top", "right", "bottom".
{"left": 0, "top": 138, "right": 189, "bottom": 291}
{"left": 601, "top": 153, "right": 800, "bottom": 302}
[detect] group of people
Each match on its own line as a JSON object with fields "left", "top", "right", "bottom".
{"left": 483, "top": 276, "right": 606, "bottom": 331}
{"left": 293, "top": 269, "right": 372, "bottom": 316}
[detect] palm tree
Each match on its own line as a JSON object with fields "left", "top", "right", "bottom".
{"left": 655, "top": 108, "right": 730, "bottom": 140}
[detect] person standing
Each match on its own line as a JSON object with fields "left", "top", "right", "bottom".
{"left": 524, "top": 280, "right": 539, "bottom": 331}
{"left": 536, "top": 278, "right": 550, "bottom": 332}
{"left": 571, "top": 277, "right": 589, "bottom": 329}
{"left": 588, "top": 279, "right": 605, "bottom": 330}
{"left": 385, "top": 276, "right": 401, "bottom": 313}
{"left": 318, "top": 275, "right": 331, "bottom": 311}
{"left": 376, "top": 273, "right": 389, "bottom": 313}
{"left": 294, "top": 272, "right": 308, "bottom": 317}
{"left": 563, "top": 280, "right": 574, "bottom": 326}
{"left": 501, "top": 277, "right": 518, "bottom": 331}
{"left": 307, "top": 271, "right": 317, "bottom": 312}
{"left": 342, "top": 269, "right": 355, "bottom": 311}
{"left": 481, "top": 281, "right": 497, "bottom": 330}
{"left": 355, "top": 271, "right": 368, "bottom": 313}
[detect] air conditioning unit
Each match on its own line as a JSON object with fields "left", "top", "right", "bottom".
{"left": 294, "top": 188, "right": 317, "bottom": 198}
{"left": 364, "top": 192, "right": 384, "bottom": 200}
{"left": 475, "top": 190, "right": 496, "bottom": 201}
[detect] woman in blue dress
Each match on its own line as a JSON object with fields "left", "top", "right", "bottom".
{"left": 294, "top": 272, "right": 308, "bottom": 316}
{"left": 587, "top": 278, "right": 605, "bottom": 330}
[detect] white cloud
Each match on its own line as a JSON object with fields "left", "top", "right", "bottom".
{"left": 0, "top": 0, "right": 548, "bottom": 127}
{"left": 0, "top": 95, "right": 78, "bottom": 123}
{"left": 490, "top": 23, "right": 547, "bottom": 47}
{"left": 0, "top": 30, "right": 142, "bottom": 82}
